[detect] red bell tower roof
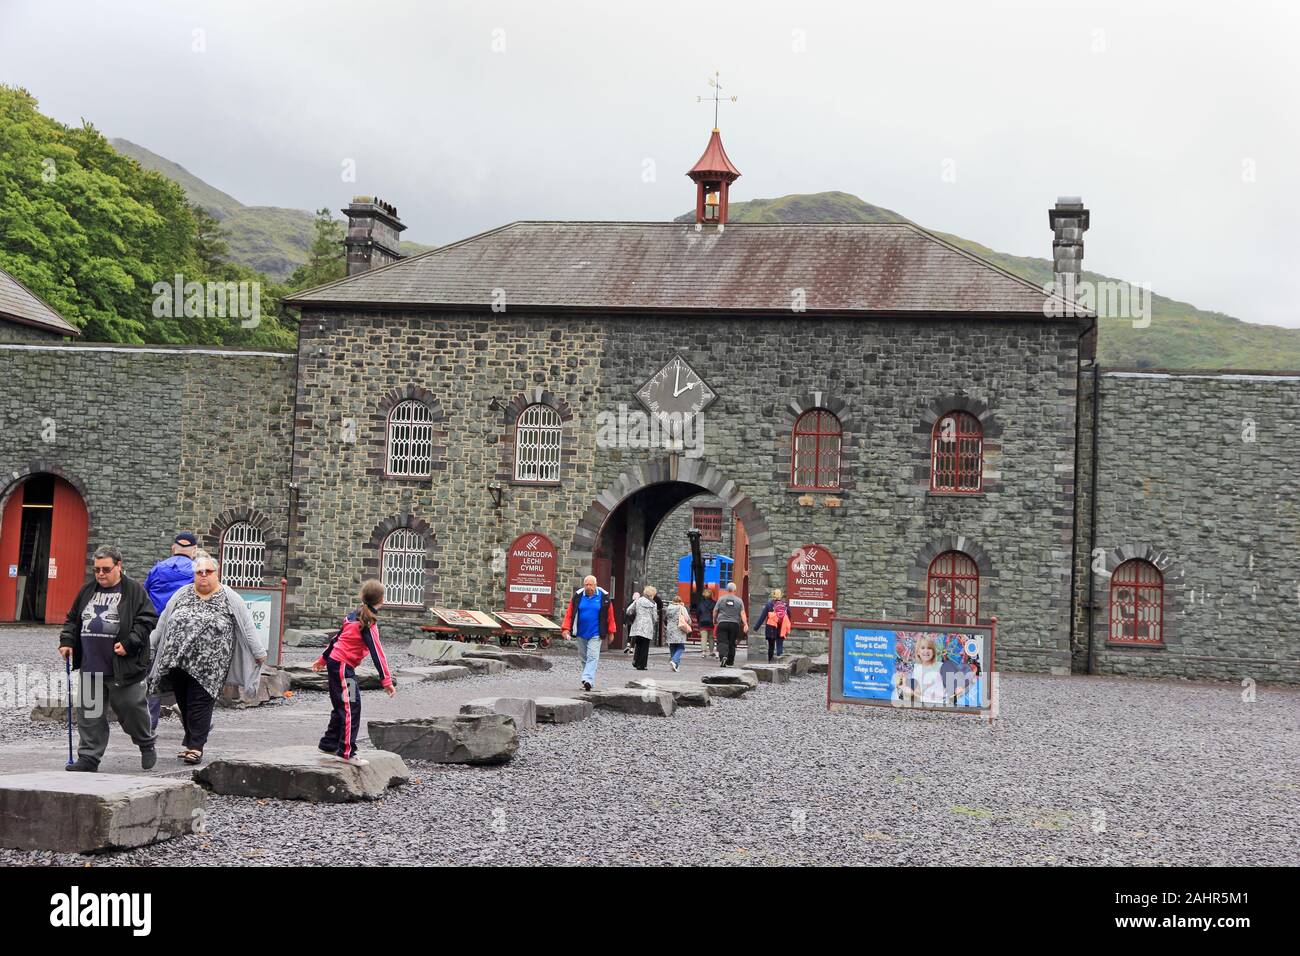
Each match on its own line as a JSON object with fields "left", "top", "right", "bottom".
{"left": 687, "top": 128, "right": 741, "bottom": 184}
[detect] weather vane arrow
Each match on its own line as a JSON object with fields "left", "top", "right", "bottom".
{"left": 696, "top": 70, "right": 737, "bottom": 128}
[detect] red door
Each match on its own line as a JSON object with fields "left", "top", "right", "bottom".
{"left": 0, "top": 485, "right": 23, "bottom": 621}
{"left": 46, "top": 479, "right": 88, "bottom": 624}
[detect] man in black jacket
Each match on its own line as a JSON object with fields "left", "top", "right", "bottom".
{"left": 58, "top": 545, "right": 159, "bottom": 771}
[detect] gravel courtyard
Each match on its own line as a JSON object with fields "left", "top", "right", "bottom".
{"left": 1, "top": 624, "right": 1296, "bottom": 866}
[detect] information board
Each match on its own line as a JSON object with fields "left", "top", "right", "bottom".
{"left": 505, "top": 532, "right": 558, "bottom": 614}
{"left": 233, "top": 584, "right": 286, "bottom": 666}
{"left": 786, "top": 544, "right": 837, "bottom": 629}
{"left": 828, "top": 617, "right": 996, "bottom": 716}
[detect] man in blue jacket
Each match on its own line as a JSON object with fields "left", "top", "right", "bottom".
{"left": 142, "top": 531, "right": 198, "bottom": 730}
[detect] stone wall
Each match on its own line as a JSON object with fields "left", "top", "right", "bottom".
{"left": 0, "top": 321, "right": 64, "bottom": 343}
{"left": 291, "top": 309, "right": 1084, "bottom": 673}
{"left": 1082, "top": 370, "right": 1300, "bottom": 682}
{"left": 0, "top": 342, "right": 294, "bottom": 587}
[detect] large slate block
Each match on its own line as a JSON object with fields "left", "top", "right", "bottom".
{"left": 30, "top": 693, "right": 119, "bottom": 724}
{"left": 624, "top": 679, "right": 713, "bottom": 707}
{"left": 578, "top": 688, "right": 676, "bottom": 717}
{"left": 0, "top": 773, "right": 204, "bottom": 853}
{"left": 219, "top": 667, "right": 292, "bottom": 708}
{"left": 456, "top": 656, "right": 506, "bottom": 675}
{"left": 702, "top": 682, "right": 751, "bottom": 699}
{"left": 395, "top": 665, "right": 471, "bottom": 683}
{"left": 408, "top": 638, "right": 466, "bottom": 662}
{"left": 742, "top": 663, "right": 792, "bottom": 684}
{"left": 283, "top": 628, "right": 333, "bottom": 647}
{"left": 780, "top": 654, "right": 813, "bottom": 677}
{"left": 808, "top": 655, "right": 829, "bottom": 675}
{"left": 700, "top": 669, "right": 759, "bottom": 688}
{"left": 534, "top": 697, "right": 593, "bottom": 724}
{"left": 369, "top": 715, "right": 517, "bottom": 765}
{"left": 461, "top": 697, "right": 538, "bottom": 731}
{"left": 462, "top": 648, "right": 552, "bottom": 671}
{"left": 281, "top": 664, "right": 387, "bottom": 692}
{"left": 193, "top": 746, "right": 408, "bottom": 803}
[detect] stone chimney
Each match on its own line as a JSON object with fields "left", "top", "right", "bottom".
{"left": 1049, "top": 196, "right": 1093, "bottom": 357}
{"left": 343, "top": 196, "right": 406, "bottom": 276}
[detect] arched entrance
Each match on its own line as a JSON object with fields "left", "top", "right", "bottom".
{"left": 0, "top": 473, "right": 89, "bottom": 624}
{"left": 570, "top": 458, "right": 774, "bottom": 648}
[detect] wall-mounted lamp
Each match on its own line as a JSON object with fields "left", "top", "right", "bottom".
{"left": 487, "top": 396, "right": 505, "bottom": 412}
{"left": 487, "top": 482, "right": 504, "bottom": 509}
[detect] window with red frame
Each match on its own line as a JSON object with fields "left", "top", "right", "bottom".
{"left": 692, "top": 507, "right": 723, "bottom": 541}
{"left": 791, "top": 409, "right": 842, "bottom": 489}
{"left": 927, "top": 551, "right": 979, "bottom": 625}
{"left": 1109, "top": 559, "right": 1164, "bottom": 645}
{"left": 931, "top": 411, "right": 983, "bottom": 492}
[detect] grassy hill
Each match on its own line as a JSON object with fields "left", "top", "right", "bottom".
{"left": 681, "top": 192, "right": 1300, "bottom": 370}
{"left": 110, "top": 138, "right": 433, "bottom": 280}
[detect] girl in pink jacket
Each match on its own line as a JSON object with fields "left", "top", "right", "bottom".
{"left": 313, "top": 579, "right": 395, "bottom": 766}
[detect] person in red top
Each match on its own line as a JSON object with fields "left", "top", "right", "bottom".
{"left": 312, "top": 579, "right": 395, "bottom": 766}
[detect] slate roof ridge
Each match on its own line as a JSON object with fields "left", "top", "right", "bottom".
{"left": 0, "top": 263, "right": 81, "bottom": 335}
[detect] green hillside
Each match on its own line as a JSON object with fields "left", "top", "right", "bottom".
{"left": 110, "top": 138, "right": 434, "bottom": 280}
{"left": 689, "top": 192, "right": 1300, "bottom": 371}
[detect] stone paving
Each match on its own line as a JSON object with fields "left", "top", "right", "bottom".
{"left": 1, "top": 625, "right": 1297, "bottom": 865}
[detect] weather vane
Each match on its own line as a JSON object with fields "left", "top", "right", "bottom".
{"left": 697, "top": 70, "right": 737, "bottom": 129}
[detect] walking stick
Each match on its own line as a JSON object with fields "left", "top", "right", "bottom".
{"left": 64, "top": 655, "right": 74, "bottom": 766}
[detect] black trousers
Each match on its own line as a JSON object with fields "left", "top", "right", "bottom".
{"left": 632, "top": 636, "right": 651, "bottom": 670}
{"left": 716, "top": 622, "right": 741, "bottom": 665}
{"left": 170, "top": 668, "right": 215, "bottom": 751}
{"left": 320, "top": 657, "right": 361, "bottom": 757}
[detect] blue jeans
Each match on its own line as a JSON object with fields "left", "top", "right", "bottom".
{"left": 670, "top": 643, "right": 685, "bottom": 666}
{"left": 578, "top": 635, "right": 601, "bottom": 685}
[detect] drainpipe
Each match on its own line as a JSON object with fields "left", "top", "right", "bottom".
{"left": 1086, "top": 361, "right": 1101, "bottom": 675}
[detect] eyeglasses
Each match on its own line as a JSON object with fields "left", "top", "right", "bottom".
{"left": 93, "top": 566, "right": 116, "bottom": 575}
{"left": 194, "top": 569, "right": 217, "bottom": 577}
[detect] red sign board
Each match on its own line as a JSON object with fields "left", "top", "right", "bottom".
{"left": 786, "top": 544, "right": 837, "bottom": 630}
{"left": 505, "top": 532, "right": 557, "bottom": 614}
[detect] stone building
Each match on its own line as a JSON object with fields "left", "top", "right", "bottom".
{"left": 1, "top": 135, "right": 1297, "bottom": 683}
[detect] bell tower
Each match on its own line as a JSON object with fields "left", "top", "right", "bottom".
{"left": 687, "top": 128, "right": 741, "bottom": 226}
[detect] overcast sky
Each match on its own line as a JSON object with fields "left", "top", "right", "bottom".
{"left": 2, "top": 0, "right": 1296, "bottom": 326}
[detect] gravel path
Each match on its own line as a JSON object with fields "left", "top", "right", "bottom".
{"left": 1, "top": 625, "right": 1296, "bottom": 866}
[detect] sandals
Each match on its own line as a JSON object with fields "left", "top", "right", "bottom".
{"left": 181, "top": 749, "right": 203, "bottom": 765}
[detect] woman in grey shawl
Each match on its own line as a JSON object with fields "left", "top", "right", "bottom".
{"left": 627, "top": 585, "right": 660, "bottom": 672}
{"left": 147, "top": 550, "right": 266, "bottom": 764}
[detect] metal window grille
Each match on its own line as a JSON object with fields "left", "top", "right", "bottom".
{"left": 1109, "top": 560, "right": 1164, "bottom": 645}
{"left": 220, "top": 523, "right": 265, "bottom": 588}
{"left": 382, "top": 528, "right": 426, "bottom": 607}
{"left": 514, "top": 404, "right": 563, "bottom": 482}
{"left": 790, "top": 409, "right": 842, "bottom": 489}
{"left": 387, "top": 400, "right": 434, "bottom": 477}
{"left": 927, "top": 551, "right": 980, "bottom": 625}
{"left": 931, "top": 411, "right": 983, "bottom": 492}
{"left": 693, "top": 507, "right": 723, "bottom": 541}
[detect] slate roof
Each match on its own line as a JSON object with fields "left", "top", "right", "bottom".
{"left": 0, "top": 265, "right": 80, "bottom": 336}
{"left": 287, "top": 221, "right": 1084, "bottom": 318}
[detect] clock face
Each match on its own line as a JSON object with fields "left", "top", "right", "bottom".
{"left": 635, "top": 354, "right": 718, "bottom": 418}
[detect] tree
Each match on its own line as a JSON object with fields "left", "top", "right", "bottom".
{"left": 286, "top": 208, "right": 345, "bottom": 291}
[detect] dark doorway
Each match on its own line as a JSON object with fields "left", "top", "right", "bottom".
{"left": 1, "top": 474, "right": 89, "bottom": 623}
{"left": 16, "top": 475, "right": 53, "bottom": 622}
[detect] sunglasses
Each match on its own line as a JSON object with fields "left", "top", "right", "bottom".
{"left": 194, "top": 569, "right": 217, "bottom": 577}
{"left": 93, "top": 566, "right": 117, "bottom": 574}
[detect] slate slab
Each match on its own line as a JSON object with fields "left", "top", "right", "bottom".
{"left": 408, "top": 638, "right": 467, "bottom": 662}
{"left": 461, "top": 648, "right": 552, "bottom": 671}
{"left": 460, "top": 697, "right": 538, "bottom": 731}
{"left": 624, "top": 679, "right": 713, "bottom": 707}
{"left": 193, "top": 746, "right": 408, "bottom": 803}
{"left": 700, "top": 669, "right": 760, "bottom": 688}
{"left": 369, "top": 715, "right": 517, "bottom": 765}
{"left": 0, "top": 773, "right": 205, "bottom": 853}
{"left": 456, "top": 657, "right": 506, "bottom": 675}
{"left": 282, "top": 664, "right": 387, "bottom": 692}
{"left": 808, "top": 654, "right": 830, "bottom": 675}
{"left": 283, "top": 628, "right": 334, "bottom": 647}
{"left": 780, "top": 654, "right": 813, "bottom": 676}
{"left": 577, "top": 688, "right": 676, "bottom": 717}
{"left": 394, "top": 665, "right": 471, "bottom": 683}
{"left": 533, "top": 697, "right": 594, "bottom": 724}
{"left": 741, "top": 663, "right": 792, "bottom": 684}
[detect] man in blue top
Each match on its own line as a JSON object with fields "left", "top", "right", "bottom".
{"left": 142, "top": 531, "right": 199, "bottom": 730}
{"left": 560, "top": 574, "right": 615, "bottom": 691}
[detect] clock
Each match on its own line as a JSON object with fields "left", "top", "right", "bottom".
{"left": 635, "top": 354, "right": 718, "bottom": 418}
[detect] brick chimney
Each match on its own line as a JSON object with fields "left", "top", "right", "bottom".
{"left": 1049, "top": 196, "right": 1093, "bottom": 356}
{"left": 342, "top": 196, "right": 406, "bottom": 276}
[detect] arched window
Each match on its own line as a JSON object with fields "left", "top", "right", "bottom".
{"left": 927, "top": 551, "right": 979, "bottom": 625}
{"left": 381, "top": 528, "right": 426, "bottom": 607}
{"left": 514, "top": 404, "right": 562, "bottom": 482}
{"left": 387, "top": 400, "right": 434, "bottom": 477}
{"left": 791, "top": 409, "right": 842, "bottom": 489}
{"left": 220, "top": 523, "right": 265, "bottom": 588}
{"left": 1110, "top": 560, "right": 1164, "bottom": 645}
{"left": 931, "top": 411, "right": 983, "bottom": 492}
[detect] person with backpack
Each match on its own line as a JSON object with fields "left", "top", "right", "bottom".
{"left": 753, "top": 588, "right": 792, "bottom": 662}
